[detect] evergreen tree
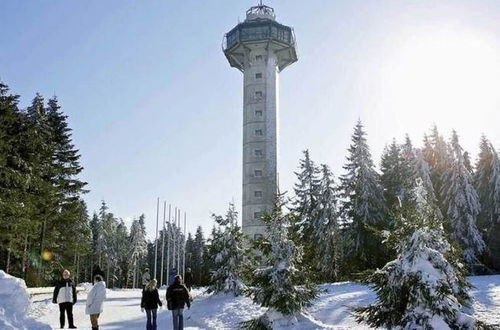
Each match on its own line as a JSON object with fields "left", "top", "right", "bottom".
{"left": 474, "top": 137, "right": 500, "bottom": 270}
{"left": 208, "top": 203, "right": 248, "bottom": 295}
{"left": 129, "top": 214, "right": 148, "bottom": 287}
{"left": 380, "top": 139, "right": 406, "bottom": 210}
{"left": 422, "top": 125, "right": 452, "bottom": 213}
{"left": 0, "top": 82, "right": 28, "bottom": 274}
{"left": 442, "top": 131, "right": 485, "bottom": 265}
{"left": 243, "top": 194, "right": 317, "bottom": 329}
{"left": 290, "top": 150, "right": 323, "bottom": 279}
{"left": 355, "top": 181, "right": 476, "bottom": 329}
{"left": 413, "top": 148, "right": 440, "bottom": 214}
{"left": 339, "top": 120, "right": 388, "bottom": 270}
{"left": 191, "top": 226, "right": 206, "bottom": 285}
{"left": 314, "top": 164, "right": 341, "bottom": 282}
{"left": 291, "top": 149, "right": 321, "bottom": 238}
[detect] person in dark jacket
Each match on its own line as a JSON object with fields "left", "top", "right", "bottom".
{"left": 92, "top": 265, "right": 105, "bottom": 285}
{"left": 141, "top": 279, "right": 162, "bottom": 330}
{"left": 166, "top": 275, "right": 191, "bottom": 330}
{"left": 184, "top": 268, "right": 193, "bottom": 292}
{"left": 168, "top": 268, "right": 177, "bottom": 286}
{"left": 52, "top": 269, "right": 77, "bottom": 329}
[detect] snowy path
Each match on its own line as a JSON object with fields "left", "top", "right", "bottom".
{"left": 30, "top": 276, "right": 500, "bottom": 329}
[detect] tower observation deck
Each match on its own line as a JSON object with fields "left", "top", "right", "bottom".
{"left": 223, "top": 3, "right": 298, "bottom": 239}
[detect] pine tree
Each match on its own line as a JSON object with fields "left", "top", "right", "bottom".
{"left": 191, "top": 226, "right": 206, "bottom": 285}
{"left": 413, "top": 148, "right": 440, "bottom": 213}
{"left": 243, "top": 194, "right": 317, "bottom": 329}
{"left": 313, "top": 164, "right": 341, "bottom": 282}
{"left": 290, "top": 150, "right": 324, "bottom": 279}
{"left": 380, "top": 139, "right": 405, "bottom": 210}
{"left": 129, "top": 214, "right": 148, "bottom": 288}
{"left": 208, "top": 203, "right": 248, "bottom": 295}
{"left": 339, "top": 120, "right": 388, "bottom": 270}
{"left": 291, "top": 149, "right": 321, "bottom": 238}
{"left": 355, "top": 180, "right": 476, "bottom": 329}
{"left": 0, "top": 82, "right": 30, "bottom": 274}
{"left": 422, "top": 125, "right": 452, "bottom": 213}
{"left": 474, "top": 137, "right": 500, "bottom": 270}
{"left": 442, "top": 131, "right": 485, "bottom": 266}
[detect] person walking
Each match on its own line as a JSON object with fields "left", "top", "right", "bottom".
{"left": 52, "top": 269, "right": 77, "bottom": 329}
{"left": 85, "top": 275, "right": 107, "bottom": 330}
{"left": 141, "top": 279, "right": 163, "bottom": 330}
{"left": 184, "top": 268, "right": 193, "bottom": 292}
{"left": 142, "top": 268, "right": 151, "bottom": 290}
{"left": 92, "top": 265, "right": 105, "bottom": 285}
{"left": 168, "top": 268, "right": 177, "bottom": 286}
{"left": 166, "top": 275, "right": 191, "bottom": 330}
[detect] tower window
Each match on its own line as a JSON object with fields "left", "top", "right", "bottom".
{"left": 254, "top": 169, "right": 263, "bottom": 177}
{"left": 254, "top": 149, "right": 263, "bottom": 157}
{"left": 255, "top": 73, "right": 262, "bottom": 79}
{"left": 255, "top": 110, "right": 263, "bottom": 117}
{"left": 254, "top": 233, "right": 263, "bottom": 240}
{"left": 254, "top": 211, "right": 262, "bottom": 219}
{"left": 254, "top": 191, "right": 263, "bottom": 198}
{"left": 255, "top": 129, "right": 263, "bottom": 136}
{"left": 255, "top": 91, "right": 263, "bottom": 99}
{"left": 255, "top": 55, "right": 263, "bottom": 61}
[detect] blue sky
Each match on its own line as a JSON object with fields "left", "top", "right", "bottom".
{"left": 2, "top": 0, "right": 500, "bottom": 239}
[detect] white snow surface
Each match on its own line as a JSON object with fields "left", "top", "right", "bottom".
{"left": 0, "top": 271, "right": 50, "bottom": 330}
{"left": 28, "top": 276, "right": 500, "bottom": 329}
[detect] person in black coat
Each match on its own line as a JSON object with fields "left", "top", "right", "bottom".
{"left": 141, "top": 279, "right": 162, "bottom": 330}
{"left": 166, "top": 275, "right": 191, "bottom": 330}
{"left": 52, "top": 269, "right": 77, "bottom": 329}
{"left": 92, "top": 265, "right": 105, "bottom": 285}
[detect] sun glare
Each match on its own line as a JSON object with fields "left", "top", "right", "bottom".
{"left": 379, "top": 27, "right": 500, "bottom": 136}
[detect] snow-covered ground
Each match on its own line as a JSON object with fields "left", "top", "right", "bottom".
{"left": 28, "top": 276, "right": 500, "bottom": 329}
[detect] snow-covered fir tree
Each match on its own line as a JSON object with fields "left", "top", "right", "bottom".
{"left": 208, "top": 203, "right": 248, "bottom": 295}
{"left": 291, "top": 149, "right": 321, "bottom": 238}
{"left": 243, "top": 194, "right": 317, "bottom": 329}
{"left": 128, "top": 214, "right": 148, "bottom": 288}
{"left": 356, "top": 180, "right": 476, "bottom": 330}
{"left": 340, "top": 120, "right": 388, "bottom": 270}
{"left": 313, "top": 164, "right": 341, "bottom": 282}
{"left": 381, "top": 139, "right": 408, "bottom": 210}
{"left": 442, "top": 131, "right": 485, "bottom": 265}
{"left": 422, "top": 126, "right": 452, "bottom": 213}
{"left": 474, "top": 137, "right": 500, "bottom": 270}
{"left": 413, "top": 148, "right": 440, "bottom": 214}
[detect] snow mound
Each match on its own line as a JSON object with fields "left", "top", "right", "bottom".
{"left": 261, "top": 309, "right": 332, "bottom": 329}
{"left": 0, "top": 271, "right": 51, "bottom": 330}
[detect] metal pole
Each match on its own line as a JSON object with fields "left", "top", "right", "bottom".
{"left": 166, "top": 204, "right": 171, "bottom": 285}
{"left": 177, "top": 208, "right": 181, "bottom": 272}
{"left": 173, "top": 207, "right": 178, "bottom": 274}
{"left": 154, "top": 197, "right": 159, "bottom": 280}
{"left": 160, "top": 201, "right": 166, "bottom": 286}
{"left": 183, "top": 212, "right": 186, "bottom": 279}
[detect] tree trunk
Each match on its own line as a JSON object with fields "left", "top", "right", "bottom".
{"left": 22, "top": 233, "right": 28, "bottom": 277}
{"left": 6, "top": 250, "right": 11, "bottom": 274}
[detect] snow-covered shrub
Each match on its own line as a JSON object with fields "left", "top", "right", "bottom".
{"left": 208, "top": 203, "right": 248, "bottom": 295}
{"left": 242, "top": 194, "right": 317, "bottom": 329}
{"left": 355, "top": 181, "right": 476, "bottom": 329}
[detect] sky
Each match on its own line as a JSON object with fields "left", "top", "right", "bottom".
{"left": 1, "top": 0, "right": 500, "bottom": 239}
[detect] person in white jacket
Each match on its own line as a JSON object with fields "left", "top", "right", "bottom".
{"left": 86, "top": 275, "right": 107, "bottom": 330}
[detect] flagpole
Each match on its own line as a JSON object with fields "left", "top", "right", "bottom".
{"left": 154, "top": 197, "right": 159, "bottom": 280}
{"left": 183, "top": 212, "right": 186, "bottom": 279}
{"left": 160, "top": 201, "right": 166, "bottom": 285}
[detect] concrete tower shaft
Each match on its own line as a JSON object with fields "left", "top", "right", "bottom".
{"left": 223, "top": 4, "right": 297, "bottom": 239}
